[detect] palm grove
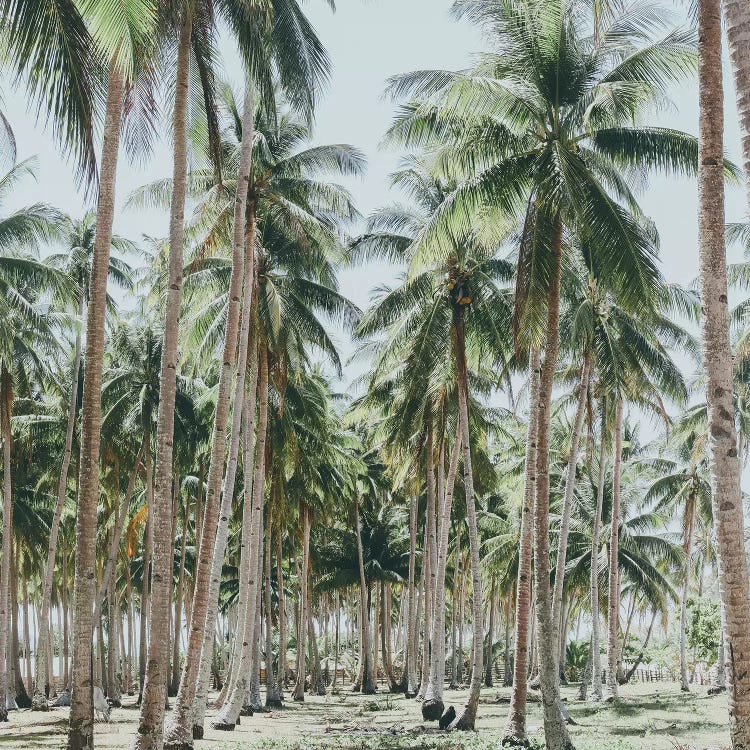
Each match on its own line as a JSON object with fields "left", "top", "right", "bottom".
{"left": 1, "top": 1, "right": 750, "bottom": 750}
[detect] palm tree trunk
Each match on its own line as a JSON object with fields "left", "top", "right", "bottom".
{"left": 0, "top": 369, "right": 13, "bottom": 722}
{"left": 552, "top": 356, "right": 590, "bottom": 664}
{"left": 503, "top": 347, "right": 541, "bottom": 744}
{"left": 276, "top": 524, "right": 287, "bottom": 694}
{"left": 449, "top": 527, "right": 460, "bottom": 690}
{"left": 138, "top": 448, "right": 153, "bottom": 702}
{"left": 192, "top": 82, "right": 256, "bottom": 735}
{"left": 354, "top": 501, "right": 377, "bottom": 694}
{"left": 265, "top": 509, "right": 281, "bottom": 707}
{"left": 134, "top": 10, "right": 195, "bottom": 748}
{"left": 292, "top": 505, "right": 311, "bottom": 701}
{"left": 698, "top": 2, "right": 750, "bottom": 746}
{"left": 171, "top": 495, "right": 189, "bottom": 696}
{"left": 211, "top": 342, "right": 268, "bottom": 730}
{"left": 531, "top": 221, "right": 574, "bottom": 750}
{"left": 452, "top": 306, "right": 484, "bottom": 730}
{"left": 66, "top": 58, "right": 126, "bottom": 750}
{"left": 680, "top": 497, "right": 696, "bottom": 692}
{"left": 724, "top": 0, "right": 750, "bottom": 206}
{"left": 484, "top": 580, "right": 496, "bottom": 688}
{"left": 607, "top": 400, "right": 623, "bottom": 700}
{"left": 590, "top": 409, "right": 607, "bottom": 702}
{"left": 33, "top": 296, "right": 83, "bottom": 710}
{"left": 108, "top": 565, "right": 121, "bottom": 706}
{"left": 406, "top": 493, "right": 419, "bottom": 696}
{"left": 423, "top": 426, "right": 461, "bottom": 719}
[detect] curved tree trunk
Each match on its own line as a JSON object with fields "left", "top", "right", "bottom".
{"left": 192, "top": 101, "right": 257, "bottom": 734}
{"left": 451, "top": 307, "right": 483, "bottom": 730}
{"left": 211, "top": 342, "right": 268, "bottom": 730}
{"left": 699, "top": 2, "right": 750, "bottom": 746}
{"left": 423, "top": 427, "right": 461, "bottom": 719}
{"left": 606, "top": 400, "right": 623, "bottom": 701}
{"left": 292, "top": 505, "right": 311, "bottom": 701}
{"left": 503, "top": 347, "right": 540, "bottom": 744}
{"left": 66, "top": 59, "right": 125, "bottom": 750}
{"left": 33, "top": 296, "right": 83, "bottom": 710}
{"left": 531, "top": 221, "right": 574, "bottom": 750}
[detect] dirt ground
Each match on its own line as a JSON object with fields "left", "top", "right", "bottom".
{"left": 0, "top": 681, "right": 731, "bottom": 750}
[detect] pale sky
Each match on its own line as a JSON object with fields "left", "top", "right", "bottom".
{"left": 2, "top": 0, "right": 748, "bottom": 420}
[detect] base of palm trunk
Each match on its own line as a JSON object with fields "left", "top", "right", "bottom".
{"left": 421, "top": 697, "right": 444, "bottom": 721}
{"left": 212, "top": 722, "right": 237, "bottom": 733}
{"left": 240, "top": 705, "right": 255, "bottom": 716}
{"left": 266, "top": 697, "right": 283, "bottom": 709}
{"left": 192, "top": 724, "right": 204, "bottom": 740}
{"left": 0, "top": 707, "right": 7, "bottom": 722}
{"left": 501, "top": 732, "right": 531, "bottom": 748}
{"left": 164, "top": 737, "right": 194, "bottom": 750}
{"left": 31, "top": 694, "right": 50, "bottom": 711}
{"left": 451, "top": 706, "right": 477, "bottom": 731}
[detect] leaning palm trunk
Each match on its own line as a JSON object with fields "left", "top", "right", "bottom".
{"left": 422, "top": 427, "right": 461, "bottom": 720}
{"left": 715, "top": 4, "right": 750, "bottom": 744}
{"left": 67, "top": 59, "right": 126, "bottom": 750}
{"left": 405, "top": 493, "right": 419, "bottom": 696}
{"left": 531, "top": 222, "right": 574, "bottom": 750}
{"left": 606, "top": 400, "right": 623, "bottom": 701}
{"left": 503, "top": 347, "right": 541, "bottom": 744}
{"left": 354, "top": 501, "right": 377, "bottom": 694}
{"left": 137, "top": 12, "right": 194, "bottom": 748}
{"left": 451, "top": 306, "right": 483, "bottom": 730}
{"left": 191, "top": 87, "right": 256, "bottom": 737}
{"left": 590, "top": 412, "right": 607, "bottom": 702}
{"left": 551, "top": 356, "right": 590, "bottom": 664}
{"left": 0, "top": 369, "right": 14, "bottom": 722}
{"left": 211, "top": 343, "right": 269, "bottom": 730}
{"left": 33, "top": 296, "right": 83, "bottom": 711}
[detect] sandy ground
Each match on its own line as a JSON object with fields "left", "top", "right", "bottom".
{"left": 0, "top": 681, "right": 732, "bottom": 749}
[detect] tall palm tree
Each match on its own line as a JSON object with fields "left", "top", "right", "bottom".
{"left": 697, "top": 2, "right": 750, "bottom": 742}
{"left": 386, "top": 1, "right": 708, "bottom": 741}
{"left": 32, "top": 212, "right": 133, "bottom": 711}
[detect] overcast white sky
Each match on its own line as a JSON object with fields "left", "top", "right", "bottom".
{"left": 2, "top": 0, "right": 748, "bottom": 433}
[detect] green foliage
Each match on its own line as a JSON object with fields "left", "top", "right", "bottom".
{"left": 686, "top": 597, "right": 721, "bottom": 664}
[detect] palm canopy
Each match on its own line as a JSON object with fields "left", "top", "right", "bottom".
{"left": 383, "top": 0, "right": 732, "bottom": 339}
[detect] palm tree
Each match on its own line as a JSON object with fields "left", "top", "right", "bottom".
{"left": 31, "top": 212, "right": 133, "bottom": 711}
{"left": 696, "top": 0, "right": 750, "bottom": 746}
{"left": 0, "top": 161, "right": 68, "bottom": 720}
{"left": 386, "top": 0, "right": 708, "bottom": 741}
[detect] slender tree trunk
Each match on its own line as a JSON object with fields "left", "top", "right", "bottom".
{"left": 191, "top": 86, "right": 256, "bottom": 738}
{"left": 63, "top": 546, "right": 70, "bottom": 690}
{"left": 406, "top": 494, "right": 419, "bottom": 696}
{"left": 623, "top": 611, "right": 657, "bottom": 684}
{"left": 552, "top": 357, "right": 590, "bottom": 662}
{"left": 265, "top": 510, "right": 281, "bottom": 707}
{"left": 724, "top": 0, "right": 750, "bottom": 207}
{"left": 211, "top": 342, "right": 268, "bottom": 730}
{"left": 449, "top": 527, "right": 460, "bottom": 689}
{"left": 34, "top": 297, "right": 83, "bottom": 710}
{"left": 590, "top": 410, "right": 607, "bottom": 702}
{"left": 138, "top": 457, "right": 153, "bottom": 702}
{"left": 451, "top": 307, "right": 484, "bottom": 730}
{"left": 171, "top": 496, "right": 188, "bottom": 696}
{"left": 292, "top": 506, "right": 311, "bottom": 701}
{"left": 22, "top": 581, "right": 31, "bottom": 694}
{"left": 276, "top": 524, "right": 286, "bottom": 694}
{"left": 607, "top": 400, "right": 623, "bottom": 700}
{"left": 354, "top": 502, "right": 376, "bottom": 694}
{"left": 484, "top": 580, "right": 496, "bottom": 688}
{"left": 0, "top": 371, "right": 12, "bottom": 723}
{"left": 504, "top": 347, "right": 541, "bottom": 744}
{"left": 680, "top": 498, "right": 696, "bottom": 692}
{"left": 423, "top": 427, "right": 461, "bottom": 719}
{"left": 698, "top": 3, "right": 750, "bottom": 745}
{"left": 66, "top": 58, "right": 126, "bottom": 750}
{"left": 531, "top": 222, "right": 574, "bottom": 750}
